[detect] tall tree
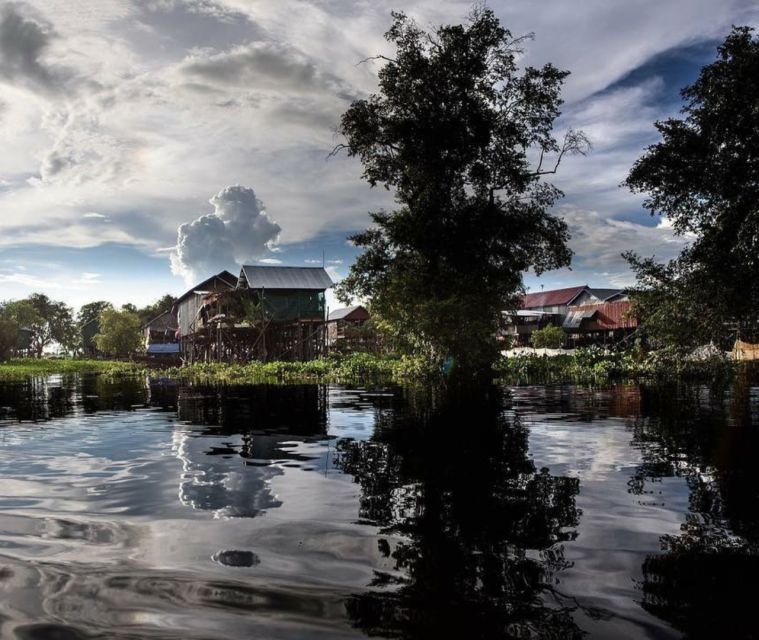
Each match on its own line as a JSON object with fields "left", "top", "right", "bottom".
{"left": 4, "top": 294, "right": 75, "bottom": 357}
{"left": 625, "top": 26, "right": 759, "bottom": 345}
{"left": 78, "top": 301, "right": 113, "bottom": 328}
{"left": 95, "top": 308, "right": 142, "bottom": 357}
{"left": 78, "top": 301, "right": 114, "bottom": 356}
{"left": 0, "top": 314, "right": 19, "bottom": 361}
{"left": 136, "top": 294, "right": 177, "bottom": 326}
{"left": 334, "top": 8, "right": 587, "bottom": 374}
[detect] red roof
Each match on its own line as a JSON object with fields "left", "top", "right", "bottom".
{"left": 569, "top": 301, "right": 638, "bottom": 330}
{"left": 522, "top": 286, "right": 587, "bottom": 309}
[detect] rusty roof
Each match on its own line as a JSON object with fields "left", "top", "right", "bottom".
{"left": 522, "top": 285, "right": 588, "bottom": 309}
{"left": 568, "top": 301, "right": 638, "bottom": 330}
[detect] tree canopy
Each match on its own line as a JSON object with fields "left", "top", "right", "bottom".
{"left": 625, "top": 26, "right": 759, "bottom": 346}
{"left": 2, "top": 294, "right": 75, "bottom": 356}
{"left": 334, "top": 7, "right": 587, "bottom": 373}
{"left": 95, "top": 309, "right": 142, "bottom": 357}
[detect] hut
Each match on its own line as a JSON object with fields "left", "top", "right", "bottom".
{"left": 172, "top": 270, "right": 237, "bottom": 362}
{"left": 327, "top": 306, "right": 371, "bottom": 348}
{"left": 143, "top": 310, "right": 178, "bottom": 348}
{"left": 232, "top": 265, "right": 334, "bottom": 361}
{"left": 176, "top": 266, "right": 333, "bottom": 363}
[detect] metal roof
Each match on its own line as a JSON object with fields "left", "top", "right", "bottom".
{"left": 328, "top": 306, "right": 367, "bottom": 321}
{"left": 522, "top": 285, "right": 588, "bottom": 309}
{"left": 567, "top": 301, "right": 638, "bottom": 330}
{"left": 588, "top": 288, "right": 625, "bottom": 302}
{"left": 563, "top": 309, "right": 597, "bottom": 329}
{"left": 175, "top": 270, "right": 237, "bottom": 304}
{"left": 146, "top": 343, "right": 181, "bottom": 354}
{"left": 239, "top": 265, "right": 333, "bottom": 290}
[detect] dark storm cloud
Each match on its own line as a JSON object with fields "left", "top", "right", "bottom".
{"left": 0, "top": 2, "right": 66, "bottom": 93}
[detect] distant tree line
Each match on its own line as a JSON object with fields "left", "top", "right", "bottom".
{"left": 0, "top": 293, "right": 176, "bottom": 360}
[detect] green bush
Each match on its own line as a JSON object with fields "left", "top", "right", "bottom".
{"left": 531, "top": 325, "right": 565, "bottom": 349}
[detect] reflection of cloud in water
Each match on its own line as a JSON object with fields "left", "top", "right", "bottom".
{"left": 172, "top": 429, "right": 283, "bottom": 518}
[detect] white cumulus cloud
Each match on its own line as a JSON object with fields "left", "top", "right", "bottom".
{"left": 170, "top": 185, "right": 281, "bottom": 283}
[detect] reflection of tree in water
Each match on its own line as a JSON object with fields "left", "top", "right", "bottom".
{"left": 628, "top": 379, "right": 759, "bottom": 639}
{"left": 0, "top": 373, "right": 149, "bottom": 423}
{"left": 334, "top": 386, "right": 586, "bottom": 639}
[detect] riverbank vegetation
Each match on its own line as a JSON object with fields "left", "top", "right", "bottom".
{"left": 495, "top": 346, "right": 756, "bottom": 384}
{"left": 0, "top": 358, "right": 143, "bottom": 379}
{"left": 157, "top": 353, "right": 431, "bottom": 385}
{"left": 0, "top": 353, "right": 431, "bottom": 385}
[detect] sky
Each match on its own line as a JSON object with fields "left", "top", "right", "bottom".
{"left": 0, "top": 0, "right": 757, "bottom": 311}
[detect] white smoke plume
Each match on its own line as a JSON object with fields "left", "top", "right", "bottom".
{"left": 170, "top": 185, "right": 281, "bottom": 283}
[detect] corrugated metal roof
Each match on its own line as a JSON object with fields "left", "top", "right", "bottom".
{"left": 240, "top": 265, "right": 334, "bottom": 290}
{"left": 522, "top": 285, "right": 587, "bottom": 309}
{"left": 567, "top": 301, "right": 638, "bottom": 330}
{"left": 563, "top": 309, "right": 597, "bottom": 329}
{"left": 146, "top": 343, "right": 181, "bottom": 354}
{"left": 328, "top": 306, "right": 367, "bottom": 321}
{"left": 175, "top": 270, "right": 237, "bottom": 304}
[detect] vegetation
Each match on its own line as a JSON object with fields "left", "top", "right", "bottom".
{"left": 95, "top": 309, "right": 143, "bottom": 357}
{"left": 1, "top": 294, "right": 76, "bottom": 356}
{"left": 625, "top": 26, "right": 759, "bottom": 348}
{"left": 495, "top": 346, "right": 747, "bottom": 384}
{"left": 158, "top": 353, "right": 434, "bottom": 385}
{"left": 334, "top": 8, "right": 588, "bottom": 376}
{"left": 0, "top": 358, "right": 143, "bottom": 379}
{"left": 530, "top": 325, "right": 564, "bottom": 349}
{"left": 0, "top": 317, "right": 19, "bottom": 361}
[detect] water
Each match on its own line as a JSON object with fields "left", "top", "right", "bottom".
{"left": 0, "top": 374, "right": 757, "bottom": 639}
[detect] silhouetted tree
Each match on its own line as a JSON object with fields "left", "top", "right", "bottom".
{"left": 625, "top": 26, "right": 759, "bottom": 346}
{"left": 334, "top": 7, "right": 588, "bottom": 375}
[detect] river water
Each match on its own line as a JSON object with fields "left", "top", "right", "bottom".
{"left": 0, "top": 374, "right": 757, "bottom": 639}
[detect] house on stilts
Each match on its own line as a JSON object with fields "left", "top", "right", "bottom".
{"left": 175, "top": 265, "right": 333, "bottom": 363}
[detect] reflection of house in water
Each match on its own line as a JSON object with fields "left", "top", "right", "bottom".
{"left": 172, "top": 384, "right": 328, "bottom": 517}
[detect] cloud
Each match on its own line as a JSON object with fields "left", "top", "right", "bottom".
{"left": 170, "top": 185, "right": 281, "bottom": 283}
{"left": 258, "top": 257, "right": 282, "bottom": 264}
{"left": 0, "top": 3, "right": 68, "bottom": 93}
{"left": 549, "top": 206, "right": 689, "bottom": 287}
{"left": 179, "top": 41, "right": 350, "bottom": 97}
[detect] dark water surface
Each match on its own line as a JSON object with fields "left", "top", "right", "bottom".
{"left": 0, "top": 374, "right": 757, "bottom": 639}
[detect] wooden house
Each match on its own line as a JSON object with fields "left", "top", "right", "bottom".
{"left": 142, "top": 310, "right": 180, "bottom": 358}
{"left": 327, "top": 306, "right": 370, "bottom": 347}
{"left": 562, "top": 300, "right": 638, "bottom": 347}
{"left": 172, "top": 270, "right": 237, "bottom": 361}
{"left": 177, "top": 266, "right": 333, "bottom": 363}
{"left": 503, "top": 285, "right": 629, "bottom": 346}
{"left": 143, "top": 310, "right": 178, "bottom": 348}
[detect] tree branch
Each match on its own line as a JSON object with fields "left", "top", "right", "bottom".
{"left": 529, "top": 129, "right": 591, "bottom": 176}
